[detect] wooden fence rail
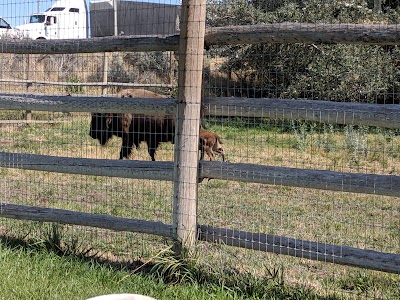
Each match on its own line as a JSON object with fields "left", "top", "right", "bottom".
{"left": 0, "top": 203, "right": 173, "bottom": 238}
{"left": 1, "top": 93, "right": 399, "bottom": 129}
{"left": 204, "top": 23, "right": 400, "bottom": 47}
{"left": 1, "top": 23, "right": 400, "bottom": 55}
{"left": 0, "top": 35, "right": 180, "bottom": 54}
{"left": 1, "top": 152, "right": 399, "bottom": 198}
{"left": 0, "top": 79, "right": 174, "bottom": 89}
{"left": 1, "top": 202, "right": 398, "bottom": 273}
{"left": 198, "top": 225, "right": 400, "bottom": 274}
{"left": 0, "top": 152, "right": 173, "bottom": 181}
{"left": 0, "top": 93, "right": 177, "bottom": 115}
{"left": 200, "top": 161, "right": 400, "bottom": 197}
{"left": 203, "top": 97, "right": 400, "bottom": 129}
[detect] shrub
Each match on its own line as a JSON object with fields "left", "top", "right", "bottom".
{"left": 65, "top": 76, "right": 83, "bottom": 94}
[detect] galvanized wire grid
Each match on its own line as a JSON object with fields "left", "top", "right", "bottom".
{"left": 0, "top": 0, "right": 399, "bottom": 299}
{"left": 200, "top": 1, "right": 400, "bottom": 297}
{"left": 0, "top": 0, "right": 179, "bottom": 257}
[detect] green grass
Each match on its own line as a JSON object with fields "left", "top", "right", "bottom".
{"left": 0, "top": 240, "right": 228, "bottom": 300}
{"left": 0, "top": 236, "right": 326, "bottom": 300}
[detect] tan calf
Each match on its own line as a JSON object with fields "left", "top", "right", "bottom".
{"left": 199, "top": 129, "right": 225, "bottom": 161}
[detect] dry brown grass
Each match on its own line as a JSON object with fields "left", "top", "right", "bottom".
{"left": 0, "top": 112, "right": 398, "bottom": 299}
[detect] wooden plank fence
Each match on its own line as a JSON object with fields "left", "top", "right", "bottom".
{"left": 0, "top": 79, "right": 174, "bottom": 89}
{"left": 203, "top": 97, "right": 400, "bottom": 129}
{"left": 198, "top": 225, "right": 400, "bottom": 274}
{"left": 0, "top": 151, "right": 400, "bottom": 198}
{"left": 2, "top": 23, "right": 400, "bottom": 55}
{"left": 0, "top": 203, "right": 173, "bottom": 238}
{"left": 0, "top": 202, "right": 398, "bottom": 273}
{"left": 1, "top": 94, "right": 399, "bottom": 129}
{"left": 0, "top": 20, "right": 399, "bottom": 273}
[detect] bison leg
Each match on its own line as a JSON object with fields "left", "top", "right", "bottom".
{"left": 120, "top": 133, "right": 134, "bottom": 159}
{"left": 147, "top": 139, "right": 159, "bottom": 161}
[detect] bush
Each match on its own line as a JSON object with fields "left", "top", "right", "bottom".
{"left": 205, "top": 0, "right": 400, "bottom": 103}
{"left": 65, "top": 76, "right": 83, "bottom": 94}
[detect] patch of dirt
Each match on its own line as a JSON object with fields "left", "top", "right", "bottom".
{"left": 0, "top": 139, "right": 15, "bottom": 146}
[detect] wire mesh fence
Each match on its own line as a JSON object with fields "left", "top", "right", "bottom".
{"left": 0, "top": 0, "right": 399, "bottom": 299}
{"left": 199, "top": 1, "right": 400, "bottom": 298}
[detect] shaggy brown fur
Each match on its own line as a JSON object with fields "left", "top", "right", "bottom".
{"left": 89, "top": 89, "right": 175, "bottom": 161}
{"left": 91, "top": 89, "right": 227, "bottom": 162}
{"left": 117, "top": 88, "right": 167, "bottom": 99}
{"left": 199, "top": 129, "right": 225, "bottom": 161}
{"left": 116, "top": 89, "right": 167, "bottom": 134}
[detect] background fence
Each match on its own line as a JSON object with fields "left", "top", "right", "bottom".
{"left": 0, "top": 0, "right": 399, "bottom": 299}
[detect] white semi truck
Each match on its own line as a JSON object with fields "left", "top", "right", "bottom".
{"left": 16, "top": 0, "right": 88, "bottom": 40}
{"left": 0, "top": 17, "right": 20, "bottom": 39}
{"left": 15, "top": 0, "right": 181, "bottom": 40}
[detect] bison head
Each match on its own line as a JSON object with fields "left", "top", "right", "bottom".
{"left": 89, "top": 113, "right": 114, "bottom": 145}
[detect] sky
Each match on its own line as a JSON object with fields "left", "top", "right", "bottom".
{"left": 0, "top": 0, "right": 180, "bottom": 27}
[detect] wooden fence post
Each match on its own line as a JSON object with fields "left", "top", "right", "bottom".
{"left": 25, "top": 54, "right": 32, "bottom": 120}
{"left": 172, "top": 0, "right": 207, "bottom": 254}
{"left": 374, "top": 0, "right": 382, "bottom": 13}
{"left": 102, "top": 52, "right": 109, "bottom": 95}
{"left": 169, "top": 51, "right": 175, "bottom": 85}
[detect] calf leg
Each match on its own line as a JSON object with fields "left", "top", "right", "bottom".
{"left": 216, "top": 149, "right": 225, "bottom": 161}
{"left": 199, "top": 138, "right": 206, "bottom": 160}
{"left": 207, "top": 148, "right": 215, "bottom": 161}
{"left": 201, "top": 143, "right": 215, "bottom": 161}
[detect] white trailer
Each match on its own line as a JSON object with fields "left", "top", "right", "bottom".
{"left": 16, "top": 0, "right": 88, "bottom": 40}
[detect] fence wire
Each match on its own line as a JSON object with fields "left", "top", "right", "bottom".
{"left": 0, "top": 0, "right": 399, "bottom": 299}
{"left": 201, "top": 0, "right": 400, "bottom": 298}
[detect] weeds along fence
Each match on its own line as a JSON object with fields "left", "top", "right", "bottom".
{"left": 0, "top": 0, "right": 399, "bottom": 289}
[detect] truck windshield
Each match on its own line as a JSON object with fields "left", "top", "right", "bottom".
{"left": 30, "top": 15, "right": 46, "bottom": 23}
{"left": 50, "top": 7, "right": 66, "bottom": 11}
{"left": 0, "top": 18, "right": 11, "bottom": 29}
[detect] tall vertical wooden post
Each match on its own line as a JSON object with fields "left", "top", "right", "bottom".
{"left": 169, "top": 51, "right": 175, "bottom": 85}
{"left": 173, "top": 0, "right": 207, "bottom": 254}
{"left": 113, "top": 0, "right": 118, "bottom": 36}
{"left": 25, "top": 54, "right": 32, "bottom": 120}
{"left": 102, "top": 52, "right": 109, "bottom": 96}
{"left": 374, "top": 0, "right": 382, "bottom": 13}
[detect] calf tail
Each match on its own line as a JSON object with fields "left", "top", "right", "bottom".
{"left": 216, "top": 134, "right": 223, "bottom": 144}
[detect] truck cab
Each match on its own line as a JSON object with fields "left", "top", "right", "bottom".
{"left": 16, "top": 0, "right": 88, "bottom": 40}
{"left": 0, "top": 17, "right": 20, "bottom": 39}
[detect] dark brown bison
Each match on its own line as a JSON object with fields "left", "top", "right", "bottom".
{"left": 89, "top": 89, "right": 175, "bottom": 161}
{"left": 89, "top": 112, "right": 175, "bottom": 161}
{"left": 89, "top": 88, "right": 226, "bottom": 161}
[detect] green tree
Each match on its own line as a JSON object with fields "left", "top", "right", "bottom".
{"left": 206, "top": 0, "right": 400, "bottom": 103}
